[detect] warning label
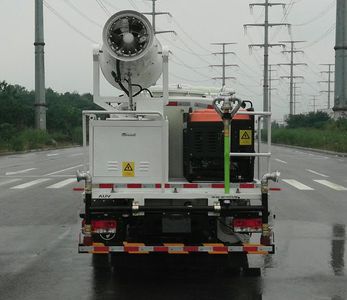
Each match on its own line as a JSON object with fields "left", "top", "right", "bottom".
{"left": 122, "top": 161, "right": 135, "bottom": 177}
{"left": 239, "top": 130, "right": 252, "bottom": 146}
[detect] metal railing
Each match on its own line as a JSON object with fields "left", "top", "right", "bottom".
{"left": 229, "top": 111, "right": 272, "bottom": 179}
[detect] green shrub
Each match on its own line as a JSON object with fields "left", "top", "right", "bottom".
{"left": 50, "top": 132, "right": 69, "bottom": 143}
{"left": 19, "top": 129, "right": 52, "bottom": 149}
{"left": 10, "top": 136, "right": 25, "bottom": 152}
{"left": 0, "top": 123, "right": 17, "bottom": 142}
{"left": 71, "top": 127, "right": 83, "bottom": 145}
{"left": 272, "top": 128, "right": 347, "bottom": 153}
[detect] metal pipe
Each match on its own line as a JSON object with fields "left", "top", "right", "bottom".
{"left": 127, "top": 74, "right": 134, "bottom": 110}
{"left": 213, "top": 96, "right": 243, "bottom": 195}
{"left": 224, "top": 119, "right": 231, "bottom": 194}
{"left": 257, "top": 116, "right": 264, "bottom": 180}
{"left": 267, "top": 114, "right": 272, "bottom": 173}
{"left": 261, "top": 171, "right": 280, "bottom": 185}
{"left": 230, "top": 153, "right": 271, "bottom": 157}
{"left": 82, "top": 110, "right": 164, "bottom": 119}
{"left": 82, "top": 114, "right": 87, "bottom": 172}
{"left": 237, "top": 111, "right": 272, "bottom": 116}
{"left": 89, "top": 205, "right": 264, "bottom": 213}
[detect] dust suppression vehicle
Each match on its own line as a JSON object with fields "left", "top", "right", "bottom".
{"left": 77, "top": 10, "right": 279, "bottom": 269}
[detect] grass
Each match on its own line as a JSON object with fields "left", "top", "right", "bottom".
{"left": 0, "top": 128, "right": 81, "bottom": 152}
{"left": 271, "top": 128, "right": 347, "bottom": 153}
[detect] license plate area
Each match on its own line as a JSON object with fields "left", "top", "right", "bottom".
{"left": 162, "top": 215, "right": 191, "bottom": 233}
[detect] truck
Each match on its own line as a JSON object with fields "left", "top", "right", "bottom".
{"left": 77, "top": 10, "right": 279, "bottom": 271}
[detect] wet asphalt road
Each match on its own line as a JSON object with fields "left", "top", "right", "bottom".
{"left": 0, "top": 146, "right": 346, "bottom": 300}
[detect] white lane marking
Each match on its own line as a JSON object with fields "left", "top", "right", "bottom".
{"left": 314, "top": 180, "right": 347, "bottom": 191}
{"left": 274, "top": 158, "right": 287, "bottom": 164}
{"left": 5, "top": 168, "right": 36, "bottom": 176}
{"left": 306, "top": 169, "right": 329, "bottom": 178}
{"left": 11, "top": 178, "right": 51, "bottom": 189}
{"left": 47, "top": 153, "right": 59, "bottom": 157}
{"left": 282, "top": 179, "right": 314, "bottom": 191}
{"left": 0, "top": 179, "right": 21, "bottom": 186}
{"left": 44, "top": 164, "right": 83, "bottom": 176}
{"left": 47, "top": 178, "right": 76, "bottom": 189}
{"left": 69, "top": 153, "right": 83, "bottom": 157}
{"left": 0, "top": 175, "right": 75, "bottom": 179}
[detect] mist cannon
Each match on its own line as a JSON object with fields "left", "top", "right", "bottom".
{"left": 99, "top": 10, "right": 163, "bottom": 94}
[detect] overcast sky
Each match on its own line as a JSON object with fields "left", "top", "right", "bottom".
{"left": 0, "top": 0, "right": 336, "bottom": 121}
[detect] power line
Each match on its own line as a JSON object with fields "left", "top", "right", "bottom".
{"left": 270, "top": 0, "right": 295, "bottom": 41}
{"left": 169, "top": 72, "right": 212, "bottom": 83}
{"left": 159, "top": 35, "right": 214, "bottom": 66}
{"left": 63, "top": 0, "right": 102, "bottom": 28}
{"left": 95, "top": 0, "right": 111, "bottom": 16}
{"left": 293, "top": 1, "right": 335, "bottom": 27}
{"left": 170, "top": 18, "right": 211, "bottom": 55}
{"left": 128, "top": 0, "right": 139, "bottom": 10}
{"left": 300, "top": 24, "right": 336, "bottom": 49}
{"left": 171, "top": 55, "right": 214, "bottom": 79}
{"left": 43, "top": 1, "right": 97, "bottom": 44}
{"left": 170, "top": 58, "right": 209, "bottom": 70}
{"left": 102, "top": 0, "right": 120, "bottom": 11}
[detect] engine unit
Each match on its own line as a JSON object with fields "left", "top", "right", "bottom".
{"left": 183, "top": 108, "right": 255, "bottom": 182}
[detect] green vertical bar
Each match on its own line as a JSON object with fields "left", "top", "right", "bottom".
{"left": 224, "top": 122, "right": 230, "bottom": 194}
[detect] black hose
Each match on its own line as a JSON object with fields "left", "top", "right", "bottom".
{"left": 111, "top": 60, "right": 129, "bottom": 97}
{"left": 142, "top": 88, "right": 153, "bottom": 97}
{"left": 112, "top": 60, "right": 153, "bottom": 98}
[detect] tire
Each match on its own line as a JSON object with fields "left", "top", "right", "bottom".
{"left": 92, "top": 253, "right": 110, "bottom": 269}
{"left": 223, "top": 253, "right": 249, "bottom": 276}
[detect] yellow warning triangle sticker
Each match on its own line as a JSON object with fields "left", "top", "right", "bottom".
{"left": 241, "top": 131, "right": 251, "bottom": 140}
{"left": 124, "top": 163, "right": 133, "bottom": 172}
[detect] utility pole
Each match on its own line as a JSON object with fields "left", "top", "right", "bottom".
{"left": 278, "top": 41, "right": 306, "bottom": 116}
{"left": 244, "top": 1, "right": 289, "bottom": 115}
{"left": 143, "top": 0, "right": 176, "bottom": 35}
{"left": 319, "top": 64, "right": 335, "bottom": 109}
{"left": 210, "top": 43, "right": 238, "bottom": 87}
{"left": 334, "top": 0, "right": 347, "bottom": 114}
{"left": 35, "top": 0, "right": 46, "bottom": 130}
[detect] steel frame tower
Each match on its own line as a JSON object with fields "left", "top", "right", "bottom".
{"left": 278, "top": 41, "right": 306, "bottom": 116}
{"left": 143, "top": 0, "right": 175, "bottom": 35}
{"left": 210, "top": 43, "right": 238, "bottom": 87}
{"left": 244, "top": 0, "right": 289, "bottom": 115}
{"left": 310, "top": 95, "right": 319, "bottom": 113}
{"left": 319, "top": 64, "right": 335, "bottom": 110}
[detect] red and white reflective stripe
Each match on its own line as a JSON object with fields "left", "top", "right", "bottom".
{"left": 166, "top": 101, "right": 213, "bottom": 108}
{"left": 194, "top": 103, "right": 213, "bottom": 109}
{"left": 94, "top": 183, "right": 258, "bottom": 189}
{"left": 167, "top": 101, "right": 191, "bottom": 107}
{"left": 79, "top": 244, "right": 274, "bottom": 254}
{"left": 239, "top": 183, "right": 256, "bottom": 189}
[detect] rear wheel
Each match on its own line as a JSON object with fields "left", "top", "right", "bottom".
{"left": 222, "top": 253, "right": 249, "bottom": 276}
{"left": 92, "top": 253, "right": 110, "bottom": 269}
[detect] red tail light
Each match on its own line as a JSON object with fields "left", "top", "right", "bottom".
{"left": 91, "top": 220, "right": 117, "bottom": 234}
{"left": 232, "top": 218, "right": 262, "bottom": 233}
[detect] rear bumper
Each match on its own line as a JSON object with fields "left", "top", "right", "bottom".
{"left": 79, "top": 243, "right": 275, "bottom": 255}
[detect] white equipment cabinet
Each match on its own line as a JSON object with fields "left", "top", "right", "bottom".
{"left": 90, "top": 117, "right": 168, "bottom": 184}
